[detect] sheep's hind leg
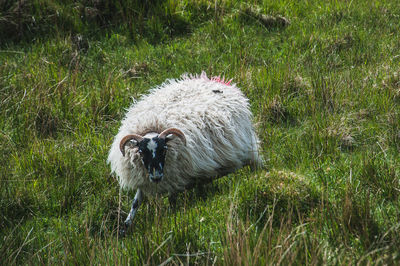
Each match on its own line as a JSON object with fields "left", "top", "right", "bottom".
{"left": 168, "top": 193, "right": 177, "bottom": 210}
{"left": 119, "top": 189, "right": 143, "bottom": 236}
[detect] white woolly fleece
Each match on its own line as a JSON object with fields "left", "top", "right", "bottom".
{"left": 107, "top": 72, "right": 263, "bottom": 196}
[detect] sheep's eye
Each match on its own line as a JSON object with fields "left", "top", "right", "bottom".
{"left": 164, "top": 145, "right": 168, "bottom": 150}
{"left": 138, "top": 149, "right": 143, "bottom": 154}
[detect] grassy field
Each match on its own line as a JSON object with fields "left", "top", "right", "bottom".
{"left": 1, "top": 0, "right": 399, "bottom": 264}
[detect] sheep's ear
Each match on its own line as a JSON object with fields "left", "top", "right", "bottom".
{"left": 159, "top": 128, "right": 186, "bottom": 145}
{"left": 165, "top": 134, "right": 187, "bottom": 145}
{"left": 120, "top": 134, "right": 144, "bottom": 156}
{"left": 165, "top": 134, "right": 175, "bottom": 143}
{"left": 127, "top": 139, "right": 140, "bottom": 147}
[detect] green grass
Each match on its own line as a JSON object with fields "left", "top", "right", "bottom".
{"left": 1, "top": 0, "right": 400, "bottom": 264}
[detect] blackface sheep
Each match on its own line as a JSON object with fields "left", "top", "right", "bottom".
{"left": 107, "top": 73, "right": 263, "bottom": 232}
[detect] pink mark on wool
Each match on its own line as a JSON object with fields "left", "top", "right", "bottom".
{"left": 191, "top": 72, "right": 233, "bottom": 86}
{"left": 210, "top": 76, "right": 233, "bottom": 86}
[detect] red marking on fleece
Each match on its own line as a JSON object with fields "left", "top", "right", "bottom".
{"left": 210, "top": 76, "right": 232, "bottom": 86}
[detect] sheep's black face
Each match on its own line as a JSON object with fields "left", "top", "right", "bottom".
{"left": 137, "top": 137, "right": 168, "bottom": 183}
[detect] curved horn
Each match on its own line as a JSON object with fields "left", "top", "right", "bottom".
{"left": 159, "top": 128, "right": 186, "bottom": 145}
{"left": 119, "top": 134, "right": 144, "bottom": 156}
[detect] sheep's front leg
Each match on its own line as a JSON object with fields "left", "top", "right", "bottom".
{"left": 125, "top": 189, "right": 143, "bottom": 227}
{"left": 120, "top": 189, "right": 142, "bottom": 236}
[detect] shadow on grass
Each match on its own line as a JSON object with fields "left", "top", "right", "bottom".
{"left": 116, "top": 168, "right": 320, "bottom": 237}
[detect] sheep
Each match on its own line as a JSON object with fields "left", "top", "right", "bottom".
{"left": 107, "top": 72, "right": 263, "bottom": 232}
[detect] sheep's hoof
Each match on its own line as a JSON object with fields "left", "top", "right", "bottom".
{"left": 119, "top": 227, "right": 127, "bottom": 237}
{"left": 119, "top": 222, "right": 131, "bottom": 237}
